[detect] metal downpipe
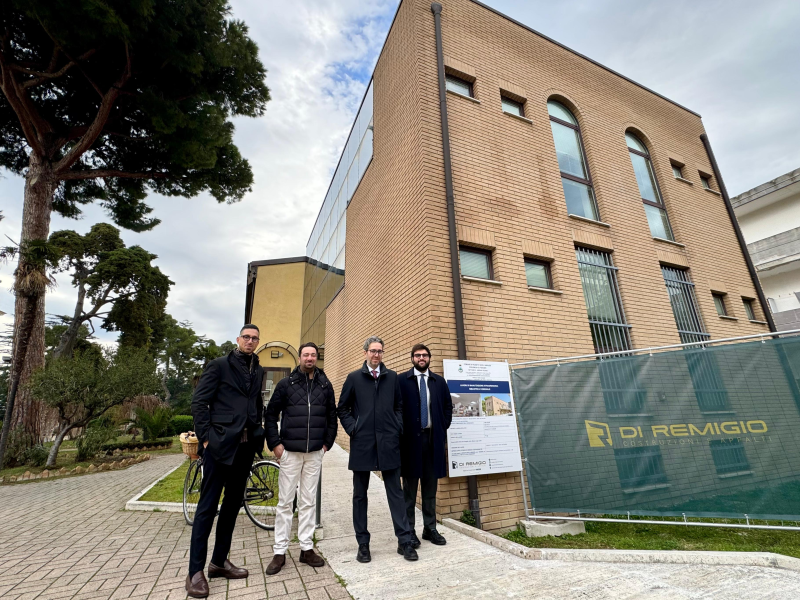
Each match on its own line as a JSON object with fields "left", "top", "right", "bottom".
{"left": 431, "top": 2, "right": 479, "bottom": 528}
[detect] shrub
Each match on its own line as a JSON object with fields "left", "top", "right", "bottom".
{"left": 76, "top": 424, "right": 117, "bottom": 462}
{"left": 3, "top": 426, "right": 36, "bottom": 468}
{"left": 132, "top": 406, "right": 172, "bottom": 440}
{"left": 169, "top": 415, "right": 193, "bottom": 436}
{"left": 460, "top": 509, "right": 477, "bottom": 527}
{"left": 101, "top": 437, "right": 173, "bottom": 454}
{"left": 23, "top": 444, "right": 49, "bottom": 467}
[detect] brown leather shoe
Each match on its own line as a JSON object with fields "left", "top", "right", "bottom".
{"left": 299, "top": 548, "right": 325, "bottom": 568}
{"left": 265, "top": 554, "right": 286, "bottom": 575}
{"left": 186, "top": 571, "right": 209, "bottom": 598}
{"left": 208, "top": 559, "right": 248, "bottom": 579}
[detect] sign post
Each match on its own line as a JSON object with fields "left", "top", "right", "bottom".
{"left": 444, "top": 360, "right": 523, "bottom": 477}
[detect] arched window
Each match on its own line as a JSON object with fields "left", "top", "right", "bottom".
{"left": 626, "top": 132, "right": 674, "bottom": 241}
{"left": 547, "top": 100, "right": 599, "bottom": 221}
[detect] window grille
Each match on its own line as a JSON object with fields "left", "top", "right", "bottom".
{"left": 686, "top": 351, "right": 729, "bottom": 411}
{"left": 576, "top": 247, "right": 631, "bottom": 353}
{"left": 661, "top": 266, "right": 709, "bottom": 344}
{"left": 709, "top": 440, "right": 750, "bottom": 475}
{"left": 598, "top": 359, "right": 647, "bottom": 414}
{"left": 614, "top": 446, "right": 667, "bottom": 489}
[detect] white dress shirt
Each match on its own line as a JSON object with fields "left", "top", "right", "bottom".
{"left": 414, "top": 368, "right": 432, "bottom": 429}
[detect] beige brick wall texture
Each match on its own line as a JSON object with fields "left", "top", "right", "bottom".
{"left": 324, "top": 0, "right": 769, "bottom": 532}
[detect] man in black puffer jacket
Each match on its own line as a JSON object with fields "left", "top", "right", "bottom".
{"left": 264, "top": 342, "right": 337, "bottom": 575}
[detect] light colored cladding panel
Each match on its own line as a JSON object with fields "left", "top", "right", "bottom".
{"left": 572, "top": 229, "right": 614, "bottom": 251}
{"left": 457, "top": 225, "right": 496, "bottom": 249}
{"left": 498, "top": 78, "right": 527, "bottom": 100}
{"left": 521, "top": 240, "right": 554, "bottom": 260}
{"left": 657, "top": 249, "right": 690, "bottom": 268}
{"left": 443, "top": 54, "right": 476, "bottom": 78}
{"left": 708, "top": 279, "right": 728, "bottom": 294}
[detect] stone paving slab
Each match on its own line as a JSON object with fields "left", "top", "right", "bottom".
{"left": 0, "top": 453, "right": 350, "bottom": 599}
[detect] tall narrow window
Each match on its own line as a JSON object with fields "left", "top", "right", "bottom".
{"left": 686, "top": 351, "right": 729, "bottom": 411}
{"left": 662, "top": 266, "right": 709, "bottom": 344}
{"left": 626, "top": 133, "right": 674, "bottom": 241}
{"left": 743, "top": 298, "right": 757, "bottom": 321}
{"left": 712, "top": 293, "right": 727, "bottom": 316}
{"left": 576, "top": 247, "right": 631, "bottom": 353}
{"left": 548, "top": 101, "right": 599, "bottom": 221}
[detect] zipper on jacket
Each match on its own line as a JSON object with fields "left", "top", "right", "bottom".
{"left": 306, "top": 374, "right": 313, "bottom": 452}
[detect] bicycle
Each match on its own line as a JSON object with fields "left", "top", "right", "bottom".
{"left": 183, "top": 455, "right": 281, "bottom": 530}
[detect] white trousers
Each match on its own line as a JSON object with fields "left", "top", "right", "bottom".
{"left": 273, "top": 448, "right": 324, "bottom": 554}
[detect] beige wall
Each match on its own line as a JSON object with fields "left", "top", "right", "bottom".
{"left": 251, "top": 261, "right": 306, "bottom": 369}
{"left": 322, "top": 0, "right": 770, "bottom": 531}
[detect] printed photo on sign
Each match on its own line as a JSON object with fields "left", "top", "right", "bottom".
{"left": 452, "top": 393, "right": 482, "bottom": 417}
{"left": 482, "top": 393, "right": 513, "bottom": 416}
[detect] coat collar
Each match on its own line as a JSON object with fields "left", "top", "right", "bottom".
{"left": 361, "top": 361, "right": 385, "bottom": 377}
{"left": 405, "top": 367, "right": 439, "bottom": 381}
{"left": 290, "top": 365, "right": 327, "bottom": 385}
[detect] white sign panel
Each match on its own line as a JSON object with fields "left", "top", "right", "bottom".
{"left": 444, "top": 359, "right": 523, "bottom": 477}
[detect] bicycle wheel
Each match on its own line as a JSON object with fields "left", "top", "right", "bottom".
{"left": 243, "top": 460, "right": 280, "bottom": 530}
{"left": 183, "top": 458, "right": 203, "bottom": 526}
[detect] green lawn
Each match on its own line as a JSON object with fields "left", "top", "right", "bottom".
{"left": 503, "top": 519, "right": 800, "bottom": 559}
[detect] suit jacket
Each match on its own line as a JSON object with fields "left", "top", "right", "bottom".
{"left": 399, "top": 368, "right": 453, "bottom": 479}
{"left": 337, "top": 362, "right": 403, "bottom": 471}
{"left": 191, "top": 351, "right": 265, "bottom": 465}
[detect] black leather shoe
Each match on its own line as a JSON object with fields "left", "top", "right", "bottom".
{"left": 410, "top": 531, "right": 421, "bottom": 549}
{"left": 397, "top": 542, "right": 419, "bottom": 561}
{"left": 423, "top": 529, "right": 447, "bottom": 545}
{"left": 356, "top": 543, "right": 371, "bottom": 563}
{"left": 209, "top": 559, "right": 248, "bottom": 579}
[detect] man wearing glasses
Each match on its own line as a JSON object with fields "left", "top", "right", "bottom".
{"left": 337, "top": 336, "right": 417, "bottom": 563}
{"left": 399, "top": 344, "right": 453, "bottom": 548}
{"left": 187, "top": 325, "right": 266, "bottom": 597}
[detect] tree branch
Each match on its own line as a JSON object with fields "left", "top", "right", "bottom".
{"left": 15, "top": 49, "right": 96, "bottom": 89}
{"left": 0, "top": 47, "right": 46, "bottom": 156}
{"left": 54, "top": 44, "right": 132, "bottom": 174}
{"left": 59, "top": 169, "right": 168, "bottom": 181}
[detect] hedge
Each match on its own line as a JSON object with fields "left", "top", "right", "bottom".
{"left": 101, "top": 437, "right": 174, "bottom": 453}
{"left": 169, "top": 415, "right": 194, "bottom": 436}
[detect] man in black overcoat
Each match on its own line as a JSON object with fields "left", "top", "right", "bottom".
{"left": 337, "top": 336, "right": 417, "bottom": 563}
{"left": 186, "top": 324, "right": 266, "bottom": 598}
{"left": 399, "top": 344, "right": 453, "bottom": 547}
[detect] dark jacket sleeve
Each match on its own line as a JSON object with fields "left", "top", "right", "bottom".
{"left": 324, "top": 381, "right": 338, "bottom": 449}
{"left": 264, "top": 379, "right": 287, "bottom": 451}
{"left": 337, "top": 374, "right": 357, "bottom": 435}
{"left": 191, "top": 360, "right": 220, "bottom": 444}
{"left": 394, "top": 376, "right": 403, "bottom": 435}
{"left": 441, "top": 378, "right": 453, "bottom": 430}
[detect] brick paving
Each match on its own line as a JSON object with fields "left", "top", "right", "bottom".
{"left": 0, "top": 454, "right": 350, "bottom": 600}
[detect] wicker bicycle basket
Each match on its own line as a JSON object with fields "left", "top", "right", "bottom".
{"left": 179, "top": 432, "right": 199, "bottom": 459}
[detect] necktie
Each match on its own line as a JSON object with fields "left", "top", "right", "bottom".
{"left": 420, "top": 374, "right": 428, "bottom": 428}
{"left": 372, "top": 370, "right": 378, "bottom": 379}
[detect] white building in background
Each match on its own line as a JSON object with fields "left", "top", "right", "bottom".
{"left": 732, "top": 168, "right": 800, "bottom": 331}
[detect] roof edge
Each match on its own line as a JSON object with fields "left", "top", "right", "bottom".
{"left": 249, "top": 256, "right": 310, "bottom": 268}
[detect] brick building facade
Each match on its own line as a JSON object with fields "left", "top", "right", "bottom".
{"left": 247, "top": 0, "right": 771, "bottom": 531}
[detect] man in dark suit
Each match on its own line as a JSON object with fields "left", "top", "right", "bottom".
{"left": 186, "top": 324, "right": 266, "bottom": 598}
{"left": 337, "top": 336, "right": 417, "bottom": 564}
{"left": 399, "top": 344, "right": 453, "bottom": 548}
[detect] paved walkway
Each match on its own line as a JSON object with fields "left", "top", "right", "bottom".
{"left": 3, "top": 448, "right": 800, "bottom": 599}
{"left": 0, "top": 453, "right": 348, "bottom": 600}
{"left": 317, "top": 445, "right": 800, "bottom": 599}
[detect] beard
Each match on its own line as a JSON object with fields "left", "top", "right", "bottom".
{"left": 413, "top": 361, "right": 429, "bottom": 372}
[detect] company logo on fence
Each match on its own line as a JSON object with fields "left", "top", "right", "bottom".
{"left": 585, "top": 419, "right": 770, "bottom": 448}
{"left": 585, "top": 420, "right": 613, "bottom": 447}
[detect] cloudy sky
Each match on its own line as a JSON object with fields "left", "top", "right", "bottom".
{"left": 1, "top": 0, "right": 799, "bottom": 346}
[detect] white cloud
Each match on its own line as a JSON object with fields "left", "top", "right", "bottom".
{"left": 1, "top": 0, "right": 798, "bottom": 344}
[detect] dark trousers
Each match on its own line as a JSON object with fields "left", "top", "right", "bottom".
{"left": 402, "top": 429, "right": 438, "bottom": 531}
{"left": 352, "top": 467, "right": 412, "bottom": 546}
{"left": 189, "top": 442, "right": 255, "bottom": 576}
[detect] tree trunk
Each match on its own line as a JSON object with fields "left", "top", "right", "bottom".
{"left": 162, "top": 355, "right": 171, "bottom": 401}
{"left": 53, "top": 279, "right": 88, "bottom": 359}
{"left": 46, "top": 422, "right": 75, "bottom": 468}
{"left": 0, "top": 154, "right": 58, "bottom": 466}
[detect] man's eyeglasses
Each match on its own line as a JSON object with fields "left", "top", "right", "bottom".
{"left": 241, "top": 335, "right": 260, "bottom": 342}
{"left": 413, "top": 353, "right": 430, "bottom": 359}
{"left": 367, "top": 349, "right": 385, "bottom": 355}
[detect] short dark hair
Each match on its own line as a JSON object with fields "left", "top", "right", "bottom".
{"left": 240, "top": 324, "right": 260, "bottom": 335}
{"left": 298, "top": 342, "right": 319, "bottom": 357}
{"left": 410, "top": 343, "right": 431, "bottom": 358}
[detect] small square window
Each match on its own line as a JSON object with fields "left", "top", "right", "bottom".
{"left": 446, "top": 74, "right": 473, "bottom": 98}
{"left": 501, "top": 96, "right": 524, "bottom": 117}
{"left": 700, "top": 175, "right": 712, "bottom": 190}
{"left": 743, "top": 298, "right": 756, "bottom": 321}
{"left": 712, "top": 293, "right": 727, "bottom": 316}
{"left": 460, "top": 246, "right": 492, "bottom": 280}
{"left": 672, "top": 165, "right": 683, "bottom": 179}
{"left": 525, "top": 260, "right": 552, "bottom": 288}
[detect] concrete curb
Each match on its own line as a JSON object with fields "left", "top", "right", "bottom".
{"left": 125, "top": 457, "right": 187, "bottom": 512}
{"left": 441, "top": 518, "right": 800, "bottom": 573}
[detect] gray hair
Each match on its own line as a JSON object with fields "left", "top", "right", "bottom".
{"left": 363, "top": 336, "right": 384, "bottom": 351}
